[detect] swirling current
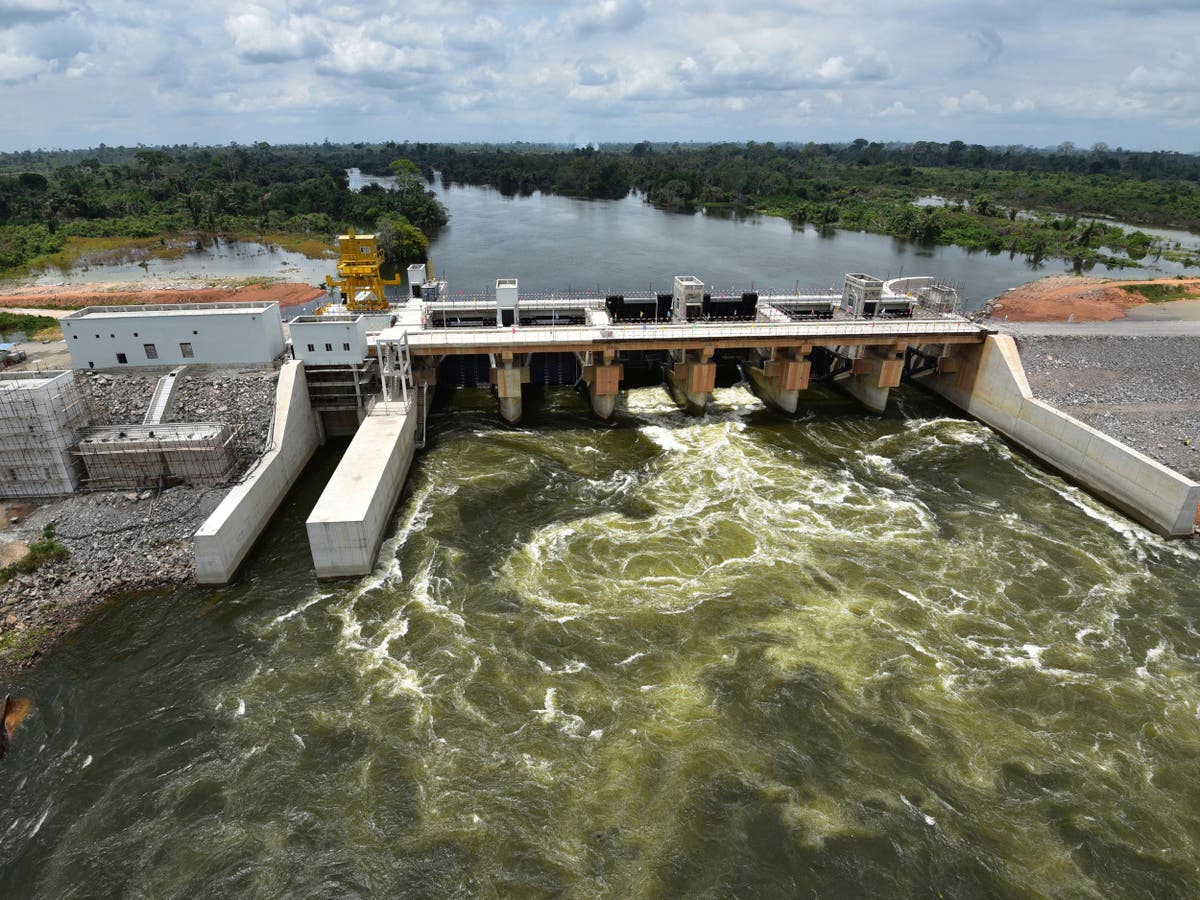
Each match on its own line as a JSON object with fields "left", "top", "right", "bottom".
{"left": 2, "top": 385, "right": 1199, "bottom": 897}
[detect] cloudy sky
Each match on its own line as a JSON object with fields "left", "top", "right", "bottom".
{"left": 1, "top": 0, "right": 1197, "bottom": 152}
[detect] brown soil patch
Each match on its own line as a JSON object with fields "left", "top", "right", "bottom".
{"left": 0, "top": 541, "right": 29, "bottom": 567}
{"left": 990, "top": 276, "right": 1200, "bottom": 323}
{"left": 0, "top": 281, "right": 323, "bottom": 311}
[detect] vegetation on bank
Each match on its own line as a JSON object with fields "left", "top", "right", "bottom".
{"left": 0, "top": 144, "right": 448, "bottom": 276}
{"left": 0, "top": 310, "right": 62, "bottom": 340}
{"left": 0, "top": 523, "right": 69, "bottom": 586}
{"left": 3, "top": 140, "right": 1200, "bottom": 275}
{"left": 404, "top": 140, "right": 1200, "bottom": 270}
{"left": 1124, "top": 281, "right": 1200, "bottom": 303}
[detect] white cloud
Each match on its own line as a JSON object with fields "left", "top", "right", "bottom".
{"left": 940, "top": 89, "right": 1002, "bottom": 116}
{"left": 876, "top": 100, "right": 914, "bottom": 117}
{"left": 1125, "top": 53, "right": 1192, "bottom": 93}
{"left": 226, "top": 7, "right": 326, "bottom": 63}
{"left": 0, "top": 0, "right": 1197, "bottom": 150}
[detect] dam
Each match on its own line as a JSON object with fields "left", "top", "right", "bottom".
{"left": 193, "top": 240, "right": 1200, "bottom": 583}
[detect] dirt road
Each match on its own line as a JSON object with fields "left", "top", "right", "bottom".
{"left": 989, "top": 275, "right": 1200, "bottom": 322}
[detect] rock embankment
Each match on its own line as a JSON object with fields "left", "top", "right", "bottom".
{"left": 0, "top": 369, "right": 280, "bottom": 670}
{"left": 1015, "top": 334, "right": 1200, "bottom": 480}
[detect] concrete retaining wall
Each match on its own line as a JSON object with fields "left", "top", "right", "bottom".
{"left": 923, "top": 334, "right": 1200, "bottom": 537}
{"left": 193, "top": 360, "right": 319, "bottom": 583}
{"left": 306, "top": 404, "right": 417, "bottom": 579}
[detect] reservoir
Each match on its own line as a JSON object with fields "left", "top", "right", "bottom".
{"left": 3, "top": 385, "right": 1200, "bottom": 895}
{"left": 21, "top": 170, "right": 1196, "bottom": 305}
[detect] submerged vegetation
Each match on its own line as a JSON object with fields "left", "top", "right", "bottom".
{"left": 2, "top": 139, "right": 1199, "bottom": 276}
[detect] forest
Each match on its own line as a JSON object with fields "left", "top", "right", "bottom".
{"left": 0, "top": 143, "right": 447, "bottom": 273}
{"left": 2, "top": 139, "right": 1199, "bottom": 276}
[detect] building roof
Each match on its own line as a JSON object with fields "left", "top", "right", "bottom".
{"left": 62, "top": 302, "right": 279, "bottom": 320}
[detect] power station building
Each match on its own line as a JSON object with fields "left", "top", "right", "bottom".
{"left": 61, "top": 303, "right": 285, "bottom": 369}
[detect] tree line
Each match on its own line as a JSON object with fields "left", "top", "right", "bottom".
{"left": 0, "top": 143, "right": 447, "bottom": 273}
{"left": 400, "top": 140, "right": 1200, "bottom": 269}
{"left": 3, "top": 139, "right": 1199, "bottom": 274}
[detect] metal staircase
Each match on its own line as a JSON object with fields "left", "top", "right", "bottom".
{"left": 143, "top": 366, "right": 187, "bottom": 425}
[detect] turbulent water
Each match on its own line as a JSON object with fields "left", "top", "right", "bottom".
{"left": 3, "top": 386, "right": 1200, "bottom": 897}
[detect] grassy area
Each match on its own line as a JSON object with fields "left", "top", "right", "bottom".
{"left": 0, "top": 310, "right": 62, "bottom": 340}
{"left": 227, "top": 231, "right": 337, "bottom": 259}
{"left": 14, "top": 234, "right": 190, "bottom": 278}
{"left": 1125, "top": 282, "right": 1200, "bottom": 303}
{"left": 0, "top": 524, "right": 69, "bottom": 586}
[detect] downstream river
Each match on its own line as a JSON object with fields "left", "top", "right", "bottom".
{"left": 3, "top": 386, "right": 1200, "bottom": 896}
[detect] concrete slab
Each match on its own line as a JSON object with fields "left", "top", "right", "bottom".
{"left": 306, "top": 402, "right": 417, "bottom": 579}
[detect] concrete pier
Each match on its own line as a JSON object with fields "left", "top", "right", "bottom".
{"left": 920, "top": 334, "right": 1200, "bottom": 537}
{"left": 306, "top": 402, "right": 418, "bottom": 578}
{"left": 194, "top": 361, "right": 319, "bottom": 584}
{"left": 666, "top": 349, "right": 716, "bottom": 416}
{"left": 581, "top": 350, "right": 623, "bottom": 419}
{"left": 490, "top": 353, "right": 530, "bottom": 424}
{"left": 837, "top": 345, "right": 905, "bottom": 413}
{"left": 746, "top": 347, "right": 810, "bottom": 414}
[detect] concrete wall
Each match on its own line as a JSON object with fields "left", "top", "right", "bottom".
{"left": 193, "top": 360, "right": 319, "bottom": 583}
{"left": 62, "top": 303, "right": 284, "bottom": 369}
{"left": 306, "top": 405, "right": 417, "bottom": 578}
{"left": 923, "top": 334, "right": 1200, "bottom": 537}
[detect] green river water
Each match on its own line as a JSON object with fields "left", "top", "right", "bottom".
{"left": 2, "top": 385, "right": 1200, "bottom": 897}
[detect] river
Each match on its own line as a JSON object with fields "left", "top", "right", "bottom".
{"left": 3, "top": 382, "right": 1200, "bottom": 895}
{"left": 20, "top": 170, "right": 1196, "bottom": 307}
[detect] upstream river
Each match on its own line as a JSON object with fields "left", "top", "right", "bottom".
{"left": 3, "top": 384, "right": 1200, "bottom": 896}
{"left": 21, "top": 170, "right": 1197, "bottom": 306}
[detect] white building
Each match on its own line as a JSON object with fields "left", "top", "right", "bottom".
{"left": 288, "top": 314, "right": 371, "bottom": 366}
{"left": 61, "top": 303, "right": 285, "bottom": 369}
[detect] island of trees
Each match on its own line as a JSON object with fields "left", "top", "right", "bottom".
{"left": 2, "top": 139, "right": 1198, "bottom": 278}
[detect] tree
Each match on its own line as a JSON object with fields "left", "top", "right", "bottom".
{"left": 375, "top": 213, "right": 428, "bottom": 266}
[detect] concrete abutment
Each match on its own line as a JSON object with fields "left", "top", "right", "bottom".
{"left": 919, "top": 334, "right": 1200, "bottom": 538}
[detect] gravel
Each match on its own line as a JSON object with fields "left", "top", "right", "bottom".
{"left": 1015, "top": 334, "right": 1200, "bottom": 479}
{"left": 0, "top": 367, "right": 280, "bottom": 670}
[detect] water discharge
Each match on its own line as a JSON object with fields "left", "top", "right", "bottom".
{"left": 3, "top": 386, "right": 1200, "bottom": 896}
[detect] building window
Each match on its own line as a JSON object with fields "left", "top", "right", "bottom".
{"left": 180, "top": 342, "right": 194, "bottom": 358}
{"left": 109, "top": 334, "right": 114, "bottom": 338}
{"left": 116, "top": 353, "right": 128, "bottom": 364}
{"left": 144, "top": 343, "right": 158, "bottom": 359}
{"left": 343, "top": 342, "right": 350, "bottom": 351}
{"left": 307, "top": 344, "right": 315, "bottom": 352}
{"left": 192, "top": 330, "right": 198, "bottom": 335}
{"left": 73, "top": 335, "right": 78, "bottom": 340}
{"left": 133, "top": 332, "right": 138, "bottom": 337}
{"left": 324, "top": 343, "right": 332, "bottom": 351}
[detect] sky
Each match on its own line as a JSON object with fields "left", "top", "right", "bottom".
{"left": 1, "top": 0, "right": 1198, "bottom": 152}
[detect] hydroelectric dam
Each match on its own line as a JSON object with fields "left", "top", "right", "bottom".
{"left": 181, "top": 238, "right": 1200, "bottom": 584}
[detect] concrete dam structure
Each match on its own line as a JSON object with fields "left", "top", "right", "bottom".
{"left": 181, "top": 242, "right": 1199, "bottom": 584}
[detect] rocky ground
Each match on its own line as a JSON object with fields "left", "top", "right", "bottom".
{"left": 0, "top": 368, "right": 279, "bottom": 671}
{"left": 1014, "top": 334, "right": 1200, "bottom": 480}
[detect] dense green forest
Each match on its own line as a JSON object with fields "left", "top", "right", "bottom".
{"left": 0, "top": 143, "right": 446, "bottom": 273}
{"left": 2, "top": 139, "right": 1199, "bottom": 276}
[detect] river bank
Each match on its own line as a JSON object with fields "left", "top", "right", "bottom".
{"left": 984, "top": 275, "right": 1200, "bottom": 322}
{"left": 0, "top": 370, "right": 277, "bottom": 671}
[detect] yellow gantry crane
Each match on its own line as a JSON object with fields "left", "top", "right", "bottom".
{"left": 324, "top": 229, "right": 399, "bottom": 313}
